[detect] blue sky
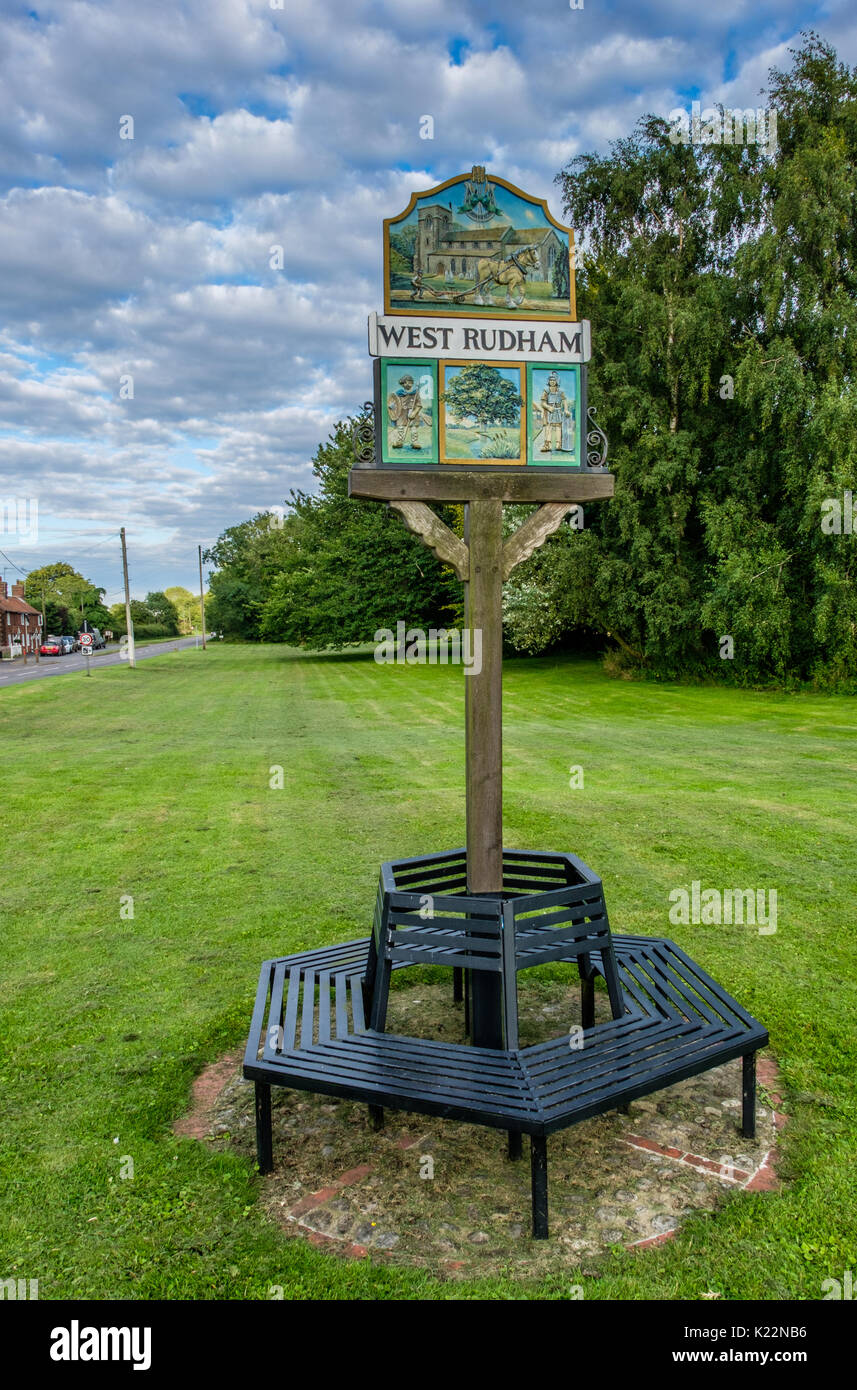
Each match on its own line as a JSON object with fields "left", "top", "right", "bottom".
{"left": 0, "top": 0, "right": 851, "bottom": 600}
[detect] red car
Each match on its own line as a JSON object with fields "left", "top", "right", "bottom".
{"left": 40, "top": 638, "right": 62, "bottom": 656}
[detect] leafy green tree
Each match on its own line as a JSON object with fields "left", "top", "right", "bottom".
{"left": 258, "top": 419, "right": 460, "bottom": 647}
{"left": 108, "top": 602, "right": 127, "bottom": 634}
{"left": 205, "top": 513, "right": 293, "bottom": 640}
{"left": 144, "top": 592, "right": 179, "bottom": 635}
{"left": 441, "top": 364, "right": 522, "bottom": 429}
{"left": 24, "top": 562, "right": 110, "bottom": 635}
{"left": 504, "top": 34, "right": 856, "bottom": 689}
{"left": 723, "top": 33, "right": 857, "bottom": 687}
{"left": 164, "top": 586, "right": 199, "bottom": 634}
{"left": 202, "top": 418, "right": 460, "bottom": 649}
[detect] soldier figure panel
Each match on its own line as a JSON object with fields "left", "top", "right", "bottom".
{"left": 387, "top": 374, "right": 425, "bottom": 450}
{"left": 539, "top": 371, "right": 572, "bottom": 452}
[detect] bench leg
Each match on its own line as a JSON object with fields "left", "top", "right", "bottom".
{"left": 453, "top": 966, "right": 463, "bottom": 1003}
{"left": 255, "top": 1082, "right": 273, "bottom": 1175}
{"left": 530, "top": 1135, "right": 548, "bottom": 1239}
{"left": 742, "top": 1051, "right": 757, "bottom": 1140}
{"left": 507, "top": 1131, "right": 522, "bottom": 1161}
{"left": 463, "top": 971, "right": 471, "bottom": 1037}
{"left": 581, "top": 975, "right": 595, "bottom": 1031}
{"left": 368, "top": 1104, "right": 385, "bottom": 1131}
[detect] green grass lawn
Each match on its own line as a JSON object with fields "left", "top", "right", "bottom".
{"left": 1, "top": 644, "right": 855, "bottom": 1300}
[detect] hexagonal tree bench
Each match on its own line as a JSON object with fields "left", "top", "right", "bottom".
{"left": 244, "top": 849, "right": 767, "bottom": 1238}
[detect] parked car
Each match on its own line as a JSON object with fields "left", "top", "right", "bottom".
{"left": 40, "top": 638, "right": 62, "bottom": 656}
{"left": 59, "top": 635, "right": 76, "bottom": 654}
{"left": 78, "top": 627, "right": 106, "bottom": 650}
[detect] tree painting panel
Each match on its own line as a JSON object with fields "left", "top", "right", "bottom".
{"left": 380, "top": 359, "right": 438, "bottom": 463}
{"left": 527, "top": 364, "right": 581, "bottom": 466}
{"left": 440, "top": 361, "right": 524, "bottom": 464}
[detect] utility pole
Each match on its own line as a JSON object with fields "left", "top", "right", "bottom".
{"left": 198, "top": 545, "right": 207, "bottom": 650}
{"left": 120, "top": 527, "right": 136, "bottom": 668}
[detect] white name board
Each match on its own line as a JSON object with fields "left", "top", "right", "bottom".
{"left": 368, "top": 313, "right": 590, "bottom": 364}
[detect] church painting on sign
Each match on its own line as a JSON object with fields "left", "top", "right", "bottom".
{"left": 385, "top": 167, "right": 576, "bottom": 320}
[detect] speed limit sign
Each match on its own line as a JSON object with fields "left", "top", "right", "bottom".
{"left": 80, "top": 633, "right": 93, "bottom": 649}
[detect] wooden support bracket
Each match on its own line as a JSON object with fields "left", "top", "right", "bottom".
{"left": 501, "top": 501, "right": 576, "bottom": 579}
{"left": 388, "top": 498, "right": 578, "bottom": 585}
{"left": 389, "top": 499, "right": 470, "bottom": 581}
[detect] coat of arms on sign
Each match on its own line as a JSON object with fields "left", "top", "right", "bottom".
{"left": 384, "top": 167, "right": 576, "bottom": 320}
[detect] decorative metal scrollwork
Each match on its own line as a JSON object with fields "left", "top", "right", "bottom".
{"left": 350, "top": 401, "right": 375, "bottom": 464}
{"left": 586, "top": 406, "right": 609, "bottom": 469}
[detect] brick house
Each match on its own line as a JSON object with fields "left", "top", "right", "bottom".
{"left": 0, "top": 581, "right": 42, "bottom": 655}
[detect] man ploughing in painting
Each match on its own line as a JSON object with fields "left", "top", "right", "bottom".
{"left": 539, "top": 371, "right": 574, "bottom": 453}
{"left": 388, "top": 374, "right": 429, "bottom": 450}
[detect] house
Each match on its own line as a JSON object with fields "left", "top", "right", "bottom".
{"left": 413, "top": 203, "right": 565, "bottom": 282}
{"left": 0, "top": 581, "right": 42, "bottom": 656}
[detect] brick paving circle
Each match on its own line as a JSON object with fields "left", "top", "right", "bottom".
{"left": 177, "top": 978, "right": 785, "bottom": 1280}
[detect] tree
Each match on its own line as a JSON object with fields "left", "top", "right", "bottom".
{"left": 204, "top": 416, "right": 460, "bottom": 648}
{"left": 164, "top": 586, "right": 198, "bottom": 634}
{"left": 504, "top": 34, "right": 856, "bottom": 689}
{"left": 144, "top": 592, "right": 179, "bottom": 635}
{"left": 257, "top": 419, "right": 460, "bottom": 648}
{"left": 108, "top": 602, "right": 126, "bottom": 632}
{"left": 205, "top": 513, "right": 294, "bottom": 640}
{"left": 441, "top": 363, "right": 522, "bottom": 429}
{"left": 24, "top": 562, "right": 110, "bottom": 635}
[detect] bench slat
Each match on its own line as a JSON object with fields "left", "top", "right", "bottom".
{"left": 317, "top": 971, "right": 331, "bottom": 1045}
{"left": 334, "top": 971, "right": 349, "bottom": 1038}
{"left": 282, "top": 965, "right": 302, "bottom": 1051}
{"left": 301, "top": 971, "right": 316, "bottom": 1050}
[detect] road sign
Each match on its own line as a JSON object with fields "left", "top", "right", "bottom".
{"left": 80, "top": 633, "right": 93, "bottom": 648}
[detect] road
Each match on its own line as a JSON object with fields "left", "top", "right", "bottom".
{"left": 0, "top": 636, "right": 203, "bottom": 688}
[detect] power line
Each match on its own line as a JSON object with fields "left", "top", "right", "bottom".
{"left": 0, "top": 547, "right": 28, "bottom": 574}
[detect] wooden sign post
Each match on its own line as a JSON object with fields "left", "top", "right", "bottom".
{"left": 350, "top": 167, "right": 614, "bottom": 1047}
{"left": 350, "top": 468, "right": 613, "bottom": 1045}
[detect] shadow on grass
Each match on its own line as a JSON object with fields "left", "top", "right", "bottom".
{"left": 276, "top": 645, "right": 378, "bottom": 665}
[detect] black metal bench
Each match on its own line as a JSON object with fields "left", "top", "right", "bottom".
{"left": 244, "top": 850, "right": 767, "bottom": 1238}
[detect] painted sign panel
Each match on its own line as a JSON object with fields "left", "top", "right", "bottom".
{"left": 384, "top": 167, "right": 576, "bottom": 320}
{"left": 379, "top": 359, "right": 439, "bottom": 464}
{"left": 526, "top": 364, "right": 582, "bottom": 466}
{"left": 440, "top": 362, "right": 525, "bottom": 466}
{"left": 369, "top": 313, "right": 590, "bottom": 363}
{"left": 375, "top": 358, "right": 585, "bottom": 470}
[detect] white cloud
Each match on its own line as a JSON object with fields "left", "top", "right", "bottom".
{"left": 0, "top": 0, "right": 835, "bottom": 595}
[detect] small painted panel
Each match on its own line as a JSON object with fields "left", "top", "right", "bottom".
{"left": 380, "top": 359, "right": 438, "bottom": 463}
{"left": 527, "top": 363, "right": 582, "bottom": 467}
{"left": 439, "top": 361, "right": 525, "bottom": 466}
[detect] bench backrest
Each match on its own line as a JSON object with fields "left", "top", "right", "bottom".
{"left": 363, "top": 851, "right": 626, "bottom": 1047}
